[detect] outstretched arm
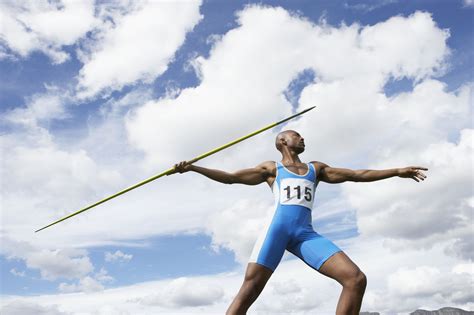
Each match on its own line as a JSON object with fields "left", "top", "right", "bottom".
{"left": 171, "top": 161, "right": 274, "bottom": 185}
{"left": 314, "top": 161, "right": 428, "bottom": 183}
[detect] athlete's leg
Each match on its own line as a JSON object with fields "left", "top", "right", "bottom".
{"left": 229, "top": 207, "right": 288, "bottom": 314}
{"left": 318, "top": 251, "right": 367, "bottom": 315}
{"left": 288, "top": 232, "right": 366, "bottom": 315}
{"left": 226, "top": 262, "right": 273, "bottom": 315}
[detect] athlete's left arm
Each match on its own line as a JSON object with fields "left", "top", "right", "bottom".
{"left": 311, "top": 161, "right": 428, "bottom": 183}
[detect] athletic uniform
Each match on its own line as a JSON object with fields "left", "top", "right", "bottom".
{"left": 249, "top": 161, "right": 342, "bottom": 272}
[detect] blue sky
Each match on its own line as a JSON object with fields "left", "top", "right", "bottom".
{"left": 1, "top": 0, "right": 473, "bottom": 314}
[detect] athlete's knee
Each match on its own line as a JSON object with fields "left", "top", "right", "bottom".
{"left": 242, "top": 278, "right": 265, "bottom": 297}
{"left": 343, "top": 269, "right": 367, "bottom": 291}
{"left": 356, "top": 271, "right": 367, "bottom": 289}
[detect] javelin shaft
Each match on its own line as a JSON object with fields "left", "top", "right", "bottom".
{"left": 35, "top": 106, "right": 315, "bottom": 233}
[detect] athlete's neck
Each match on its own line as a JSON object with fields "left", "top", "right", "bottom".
{"left": 280, "top": 153, "right": 302, "bottom": 165}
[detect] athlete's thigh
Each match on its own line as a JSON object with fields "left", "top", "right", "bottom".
{"left": 317, "top": 251, "right": 363, "bottom": 285}
{"left": 287, "top": 232, "right": 343, "bottom": 272}
{"left": 249, "top": 219, "right": 289, "bottom": 272}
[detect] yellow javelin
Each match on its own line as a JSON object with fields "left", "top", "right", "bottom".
{"left": 35, "top": 106, "right": 316, "bottom": 233}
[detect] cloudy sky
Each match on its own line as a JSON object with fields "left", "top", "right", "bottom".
{"left": 0, "top": 0, "right": 473, "bottom": 314}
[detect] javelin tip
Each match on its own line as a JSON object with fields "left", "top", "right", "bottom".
{"left": 35, "top": 225, "right": 48, "bottom": 233}
{"left": 295, "top": 106, "right": 316, "bottom": 115}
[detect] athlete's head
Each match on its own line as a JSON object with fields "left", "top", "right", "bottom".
{"left": 275, "top": 130, "right": 305, "bottom": 154}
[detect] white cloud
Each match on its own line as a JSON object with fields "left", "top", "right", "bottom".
{"left": 2, "top": 87, "right": 70, "bottom": 129}
{"left": 1, "top": 238, "right": 473, "bottom": 314}
{"left": 58, "top": 268, "right": 113, "bottom": 293}
{"left": 24, "top": 249, "right": 92, "bottom": 281}
{"left": 348, "top": 239, "right": 474, "bottom": 313}
{"left": 342, "top": 119, "right": 472, "bottom": 258}
{"left": 1, "top": 237, "right": 93, "bottom": 282}
{"left": 344, "top": 0, "right": 398, "bottom": 13}
{"left": 1, "top": 84, "right": 125, "bottom": 246}
{"left": 2, "top": 143, "right": 122, "bottom": 222}
{"left": 0, "top": 0, "right": 97, "bottom": 64}
{"left": 387, "top": 265, "right": 474, "bottom": 302}
{"left": 9, "top": 268, "right": 26, "bottom": 277}
{"left": 464, "top": 0, "right": 474, "bottom": 8}
{"left": 76, "top": 0, "right": 203, "bottom": 99}
{"left": 2, "top": 238, "right": 115, "bottom": 293}
{"left": 125, "top": 9, "right": 449, "bottom": 169}
{"left": 0, "top": 301, "right": 68, "bottom": 315}
{"left": 138, "top": 277, "right": 225, "bottom": 308}
{"left": 204, "top": 199, "right": 272, "bottom": 264}
{"left": 357, "top": 12, "right": 449, "bottom": 81}
{"left": 104, "top": 250, "right": 133, "bottom": 263}
{"left": 0, "top": 0, "right": 202, "bottom": 100}
{"left": 94, "top": 268, "right": 114, "bottom": 284}
{"left": 58, "top": 276, "right": 104, "bottom": 293}
{"left": 452, "top": 262, "right": 474, "bottom": 275}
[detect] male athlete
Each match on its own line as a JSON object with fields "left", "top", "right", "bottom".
{"left": 172, "top": 129, "right": 428, "bottom": 315}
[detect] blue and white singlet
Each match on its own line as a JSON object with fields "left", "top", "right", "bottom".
{"left": 249, "top": 161, "right": 342, "bottom": 272}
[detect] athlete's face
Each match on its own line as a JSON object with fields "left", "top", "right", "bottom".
{"left": 285, "top": 131, "right": 305, "bottom": 153}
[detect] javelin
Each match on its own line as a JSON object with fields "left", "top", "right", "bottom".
{"left": 35, "top": 106, "right": 316, "bottom": 233}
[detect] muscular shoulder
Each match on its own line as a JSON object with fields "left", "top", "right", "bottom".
{"left": 257, "top": 160, "right": 277, "bottom": 176}
{"left": 310, "top": 161, "right": 329, "bottom": 179}
{"left": 257, "top": 160, "right": 276, "bottom": 187}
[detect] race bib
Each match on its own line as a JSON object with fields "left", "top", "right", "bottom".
{"left": 279, "top": 178, "right": 314, "bottom": 208}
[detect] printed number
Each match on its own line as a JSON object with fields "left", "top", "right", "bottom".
{"left": 304, "top": 186, "right": 312, "bottom": 201}
{"left": 283, "top": 186, "right": 290, "bottom": 199}
{"left": 283, "top": 185, "right": 312, "bottom": 201}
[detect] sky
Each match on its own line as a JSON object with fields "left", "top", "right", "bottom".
{"left": 0, "top": 0, "right": 473, "bottom": 314}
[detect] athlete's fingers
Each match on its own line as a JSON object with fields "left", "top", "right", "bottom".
{"left": 167, "top": 164, "right": 177, "bottom": 176}
{"left": 170, "top": 162, "right": 185, "bottom": 175}
{"left": 175, "top": 161, "right": 191, "bottom": 173}
{"left": 410, "top": 173, "right": 420, "bottom": 182}
{"left": 414, "top": 170, "right": 427, "bottom": 180}
{"left": 412, "top": 166, "right": 428, "bottom": 171}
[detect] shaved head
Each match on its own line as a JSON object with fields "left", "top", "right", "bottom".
{"left": 275, "top": 130, "right": 297, "bottom": 152}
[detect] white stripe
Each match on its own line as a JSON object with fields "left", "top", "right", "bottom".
{"left": 249, "top": 170, "right": 280, "bottom": 263}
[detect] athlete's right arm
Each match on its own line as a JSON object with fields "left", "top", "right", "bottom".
{"left": 172, "top": 161, "right": 273, "bottom": 185}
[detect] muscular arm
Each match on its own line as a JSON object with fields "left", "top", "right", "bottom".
{"left": 173, "top": 161, "right": 274, "bottom": 185}
{"left": 313, "top": 161, "right": 428, "bottom": 183}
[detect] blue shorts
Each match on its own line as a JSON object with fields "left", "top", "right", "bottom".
{"left": 249, "top": 205, "right": 342, "bottom": 272}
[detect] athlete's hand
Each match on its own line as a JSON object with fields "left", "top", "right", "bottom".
{"left": 171, "top": 161, "right": 193, "bottom": 175}
{"left": 398, "top": 166, "right": 428, "bottom": 182}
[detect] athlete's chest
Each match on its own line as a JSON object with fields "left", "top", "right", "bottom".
{"left": 274, "top": 163, "right": 317, "bottom": 208}
{"left": 281, "top": 163, "right": 309, "bottom": 175}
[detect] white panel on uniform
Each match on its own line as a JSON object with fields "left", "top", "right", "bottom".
{"left": 279, "top": 178, "right": 314, "bottom": 208}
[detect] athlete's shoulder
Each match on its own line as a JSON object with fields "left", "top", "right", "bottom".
{"left": 257, "top": 160, "right": 277, "bottom": 176}
{"left": 309, "top": 161, "right": 329, "bottom": 175}
{"left": 309, "top": 160, "right": 328, "bottom": 167}
{"left": 257, "top": 160, "right": 275, "bottom": 167}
